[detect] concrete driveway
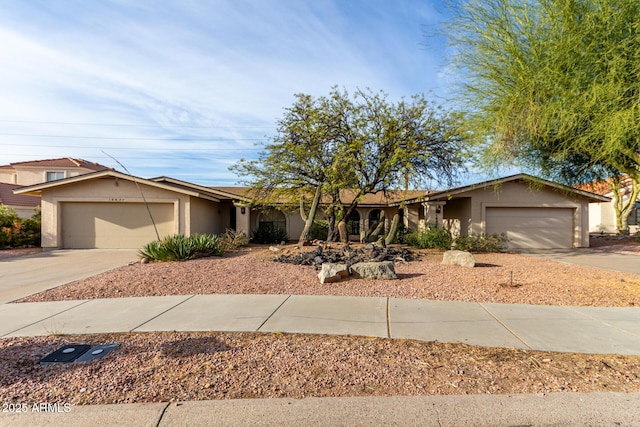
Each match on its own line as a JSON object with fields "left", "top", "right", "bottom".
{"left": 0, "top": 250, "right": 138, "bottom": 303}
{"left": 521, "top": 248, "right": 640, "bottom": 274}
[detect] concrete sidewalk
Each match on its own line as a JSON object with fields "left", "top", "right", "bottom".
{"left": 2, "top": 294, "right": 640, "bottom": 355}
{"left": 2, "top": 392, "right": 639, "bottom": 426}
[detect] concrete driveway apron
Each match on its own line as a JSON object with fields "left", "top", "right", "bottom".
{"left": 521, "top": 249, "right": 640, "bottom": 274}
{"left": 0, "top": 249, "right": 138, "bottom": 303}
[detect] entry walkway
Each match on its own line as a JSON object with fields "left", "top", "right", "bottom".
{"left": 2, "top": 294, "right": 640, "bottom": 355}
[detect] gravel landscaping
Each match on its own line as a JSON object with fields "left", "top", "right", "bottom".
{"left": 16, "top": 242, "right": 640, "bottom": 307}
{"left": 2, "top": 238, "right": 639, "bottom": 405}
{"left": 1, "top": 332, "right": 639, "bottom": 405}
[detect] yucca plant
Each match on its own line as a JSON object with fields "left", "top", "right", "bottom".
{"left": 139, "top": 234, "right": 223, "bottom": 261}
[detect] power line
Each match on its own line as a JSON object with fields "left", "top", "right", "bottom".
{"left": 0, "top": 143, "right": 261, "bottom": 151}
{"left": 0, "top": 118, "right": 277, "bottom": 129}
{"left": 0, "top": 132, "right": 265, "bottom": 141}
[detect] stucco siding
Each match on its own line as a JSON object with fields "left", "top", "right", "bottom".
{"left": 39, "top": 177, "right": 189, "bottom": 248}
{"left": 589, "top": 201, "right": 618, "bottom": 233}
{"left": 189, "top": 197, "right": 227, "bottom": 235}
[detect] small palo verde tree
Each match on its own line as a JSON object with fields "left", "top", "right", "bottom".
{"left": 443, "top": 0, "right": 640, "bottom": 234}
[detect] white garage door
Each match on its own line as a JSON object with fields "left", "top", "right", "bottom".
{"left": 485, "top": 207, "right": 574, "bottom": 250}
{"left": 61, "top": 202, "right": 175, "bottom": 249}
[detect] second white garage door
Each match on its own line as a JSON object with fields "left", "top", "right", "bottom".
{"left": 61, "top": 202, "right": 175, "bottom": 249}
{"left": 485, "top": 207, "right": 574, "bottom": 250}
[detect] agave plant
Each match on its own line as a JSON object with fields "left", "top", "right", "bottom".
{"left": 138, "top": 234, "right": 224, "bottom": 261}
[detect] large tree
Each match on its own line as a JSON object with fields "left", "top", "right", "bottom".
{"left": 444, "top": 0, "right": 640, "bottom": 233}
{"left": 232, "top": 87, "right": 468, "bottom": 243}
{"left": 230, "top": 92, "right": 349, "bottom": 244}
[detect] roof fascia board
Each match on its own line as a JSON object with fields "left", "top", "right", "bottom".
{"left": 13, "top": 170, "right": 219, "bottom": 201}
{"left": 425, "top": 174, "right": 610, "bottom": 203}
{"left": 151, "top": 177, "right": 244, "bottom": 202}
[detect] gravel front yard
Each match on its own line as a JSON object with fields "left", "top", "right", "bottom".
{"left": 16, "top": 244, "right": 640, "bottom": 307}
{"left": 1, "top": 332, "right": 639, "bottom": 405}
{"left": 3, "top": 240, "right": 639, "bottom": 405}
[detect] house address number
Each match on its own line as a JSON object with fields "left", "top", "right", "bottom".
{"left": 109, "top": 198, "right": 126, "bottom": 202}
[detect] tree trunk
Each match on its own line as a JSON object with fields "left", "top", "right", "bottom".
{"left": 384, "top": 213, "right": 400, "bottom": 246}
{"left": 337, "top": 220, "right": 349, "bottom": 243}
{"left": 613, "top": 175, "right": 640, "bottom": 235}
{"left": 367, "top": 211, "right": 386, "bottom": 242}
{"left": 298, "top": 185, "right": 323, "bottom": 245}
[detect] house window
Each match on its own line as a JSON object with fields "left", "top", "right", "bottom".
{"left": 46, "top": 171, "right": 65, "bottom": 182}
{"left": 258, "top": 210, "right": 286, "bottom": 232}
{"left": 368, "top": 209, "right": 382, "bottom": 230}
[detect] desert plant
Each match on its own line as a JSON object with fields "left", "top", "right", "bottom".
{"left": 403, "top": 227, "right": 453, "bottom": 250}
{"left": 220, "top": 228, "right": 250, "bottom": 250}
{"left": 139, "top": 234, "right": 223, "bottom": 261}
{"left": 252, "top": 224, "right": 288, "bottom": 244}
{"left": 453, "top": 233, "right": 508, "bottom": 253}
{"left": 0, "top": 205, "right": 18, "bottom": 228}
{"left": 17, "top": 209, "right": 41, "bottom": 247}
{"left": 308, "top": 220, "right": 329, "bottom": 241}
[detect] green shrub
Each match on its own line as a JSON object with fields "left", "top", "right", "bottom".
{"left": 0, "top": 205, "right": 18, "bottom": 228}
{"left": 17, "top": 210, "right": 41, "bottom": 247}
{"left": 0, "top": 207, "right": 41, "bottom": 249}
{"left": 453, "top": 233, "right": 508, "bottom": 253}
{"left": 403, "top": 227, "right": 453, "bottom": 250}
{"left": 252, "top": 224, "right": 288, "bottom": 244}
{"left": 220, "top": 228, "right": 250, "bottom": 250}
{"left": 308, "top": 220, "right": 329, "bottom": 241}
{"left": 139, "top": 234, "right": 224, "bottom": 261}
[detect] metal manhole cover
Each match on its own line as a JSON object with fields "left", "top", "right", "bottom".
{"left": 74, "top": 343, "right": 120, "bottom": 362}
{"left": 40, "top": 344, "right": 91, "bottom": 365}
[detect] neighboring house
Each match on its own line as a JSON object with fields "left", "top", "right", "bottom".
{"left": 576, "top": 176, "right": 640, "bottom": 234}
{"left": 0, "top": 158, "right": 112, "bottom": 218}
{"left": 0, "top": 183, "right": 40, "bottom": 219}
{"left": 14, "top": 170, "right": 608, "bottom": 251}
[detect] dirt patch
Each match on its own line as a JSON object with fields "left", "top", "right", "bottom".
{"left": 16, "top": 245, "right": 640, "bottom": 307}
{"left": 1, "top": 331, "right": 638, "bottom": 405}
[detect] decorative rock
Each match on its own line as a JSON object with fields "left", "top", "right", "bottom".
{"left": 318, "top": 263, "right": 349, "bottom": 284}
{"left": 350, "top": 261, "right": 397, "bottom": 280}
{"left": 140, "top": 258, "right": 149, "bottom": 264}
{"left": 269, "top": 246, "right": 281, "bottom": 252}
{"left": 442, "top": 250, "right": 476, "bottom": 268}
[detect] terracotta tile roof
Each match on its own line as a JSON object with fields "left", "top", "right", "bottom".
{"left": 6, "top": 158, "right": 112, "bottom": 171}
{"left": 574, "top": 175, "right": 634, "bottom": 197}
{"left": 208, "top": 186, "right": 428, "bottom": 205}
{"left": 0, "top": 183, "right": 40, "bottom": 207}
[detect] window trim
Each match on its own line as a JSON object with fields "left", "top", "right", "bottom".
{"left": 45, "top": 171, "right": 66, "bottom": 182}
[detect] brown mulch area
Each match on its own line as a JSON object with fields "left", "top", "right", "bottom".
{"left": 1, "top": 332, "right": 639, "bottom": 405}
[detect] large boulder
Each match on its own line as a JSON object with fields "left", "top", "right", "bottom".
{"left": 318, "top": 263, "right": 349, "bottom": 284}
{"left": 350, "top": 261, "right": 397, "bottom": 280}
{"left": 442, "top": 250, "right": 476, "bottom": 268}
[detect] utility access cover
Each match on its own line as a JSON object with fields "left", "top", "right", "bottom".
{"left": 40, "top": 344, "right": 91, "bottom": 365}
{"left": 74, "top": 343, "right": 120, "bottom": 362}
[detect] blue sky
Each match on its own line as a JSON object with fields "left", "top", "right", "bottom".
{"left": 0, "top": 0, "right": 465, "bottom": 186}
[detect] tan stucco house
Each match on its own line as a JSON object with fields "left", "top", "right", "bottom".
{"left": 14, "top": 169, "right": 608, "bottom": 251}
{"left": 0, "top": 158, "right": 111, "bottom": 218}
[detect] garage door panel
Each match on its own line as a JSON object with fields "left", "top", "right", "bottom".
{"left": 486, "top": 207, "right": 574, "bottom": 250}
{"left": 62, "top": 202, "right": 175, "bottom": 249}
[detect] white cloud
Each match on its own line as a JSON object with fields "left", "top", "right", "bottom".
{"left": 0, "top": 0, "right": 451, "bottom": 184}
